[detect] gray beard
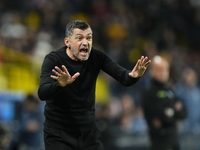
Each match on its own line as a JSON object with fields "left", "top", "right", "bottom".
{"left": 73, "top": 54, "right": 87, "bottom": 61}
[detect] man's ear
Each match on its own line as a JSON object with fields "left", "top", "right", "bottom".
{"left": 64, "top": 37, "right": 70, "bottom": 47}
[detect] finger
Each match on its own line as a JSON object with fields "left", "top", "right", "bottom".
{"left": 72, "top": 72, "right": 80, "bottom": 80}
{"left": 144, "top": 60, "right": 151, "bottom": 67}
{"left": 140, "top": 56, "right": 144, "bottom": 62}
{"left": 134, "top": 59, "right": 141, "bottom": 70}
{"left": 143, "top": 56, "right": 148, "bottom": 64}
{"left": 50, "top": 75, "right": 58, "bottom": 80}
{"left": 140, "top": 56, "right": 146, "bottom": 65}
{"left": 141, "top": 56, "right": 147, "bottom": 65}
{"left": 55, "top": 66, "right": 63, "bottom": 74}
{"left": 52, "top": 69, "right": 60, "bottom": 76}
{"left": 62, "top": 65, "right": 70, "bottom": 75}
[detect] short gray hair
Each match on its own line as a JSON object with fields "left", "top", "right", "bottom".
{"left": 65, "top": 20, "right": 91, "bottom": 38}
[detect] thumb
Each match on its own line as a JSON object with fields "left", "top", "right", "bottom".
{"left": 129, "top": 72, "right": 133, "bottom": 77}
{"left": 129, "top": 71, "right": 138, "bottom": 78}
{"left": 72, "top": 72, "right": 80, "bottom": 80}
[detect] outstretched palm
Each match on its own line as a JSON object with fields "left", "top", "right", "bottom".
{"left": 129, "top": 56, "right": 151, "bottom": 78}
{"left": 51, "top": 65, "right": 80, "bottom": 87}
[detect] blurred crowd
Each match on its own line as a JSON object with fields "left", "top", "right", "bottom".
{"left": 1, "top": 0, "right": 200, "bottom": 150}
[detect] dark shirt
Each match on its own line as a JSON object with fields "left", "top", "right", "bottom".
{"left": 141, "top": 79, "right": 187, "bottom": 137}
{"left": 38, "top": 46, "right": 139, "bottom": 131}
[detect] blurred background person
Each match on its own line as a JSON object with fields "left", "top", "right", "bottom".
{"left": 175, "top": 67, "right": 200, "bottom": 134}
{"left": 174, "top": 67, "right": 200, "bottom": 150}
{"left": 108, "top": 94, "right": 148, "bottom": 150}
{"left": 141, "top": 55, "right": 187, "bottom": 150}
{"left": 117, "top": 94, "right": 147, "bottom": 136}
{"left": 0, "top": 122, "right": 12, "bottom": 150}
{"left": 17, "top": 95, "right": 44, "bottom": 150}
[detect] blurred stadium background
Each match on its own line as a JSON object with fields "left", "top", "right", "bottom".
{"left": 1, "top": 0, "right": 200, "bottom": 150}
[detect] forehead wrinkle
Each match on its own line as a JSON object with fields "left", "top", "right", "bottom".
{"left": 75, "top": 33, "right": 92, "bottom": 36}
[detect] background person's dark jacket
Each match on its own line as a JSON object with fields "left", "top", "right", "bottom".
{"left": 141, "top": 79, "right": 187, "bottom": 138}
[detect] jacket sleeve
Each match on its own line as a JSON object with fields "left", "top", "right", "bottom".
{"left": 98, "top": 50, "right": 139, "bottom": 86}
{"left": 38, "top": 53, "right": 63, "bottom": 101}
{"left": 174, "top": 100, "right": 187, "bottom": 120}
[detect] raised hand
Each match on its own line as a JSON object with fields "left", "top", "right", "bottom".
{"left": 51, "top": 65, "right": 80, "bottom": 87}
{"left": 129, "top": 56, "right": 151, "bottom": 78}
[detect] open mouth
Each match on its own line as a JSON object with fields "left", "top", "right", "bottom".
{"left": 79, "top": 48, "right": 88, "bottom": 53}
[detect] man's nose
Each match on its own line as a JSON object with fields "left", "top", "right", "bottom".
{"left": 82, "top": 38, "right": 88, "bottom": 45}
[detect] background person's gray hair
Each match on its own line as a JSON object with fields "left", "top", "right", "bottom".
{"left": 65, "top": 20, "right": 91, "bottom": 38}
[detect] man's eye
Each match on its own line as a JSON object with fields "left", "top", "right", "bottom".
{"left": 87, "top": 37, "right": 92, "bottom": 40}
{"left": 76, "top": 36, "right": 82, "bottom": 40}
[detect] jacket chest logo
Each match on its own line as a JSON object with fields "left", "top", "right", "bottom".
{"left": 156, "top": 90, "right": 174, "bottom": 99}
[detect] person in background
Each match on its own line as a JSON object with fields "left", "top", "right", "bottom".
{"left": 117, "top": 94, "right": 147, "bottom": 135}
{"left": 141, "top": 55, "right": 187, "bottom": 150}
{"left": 38, "top": 20, "right": 151, "bottom": 150}
{"left": 18, "top": 95, "right": 44, "bottom": 150}
{"left": 0, "top": 122, "right": 12, "bottom": 150}
{"left": 174, "top": 67, "right": 200, "bottom": 134}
